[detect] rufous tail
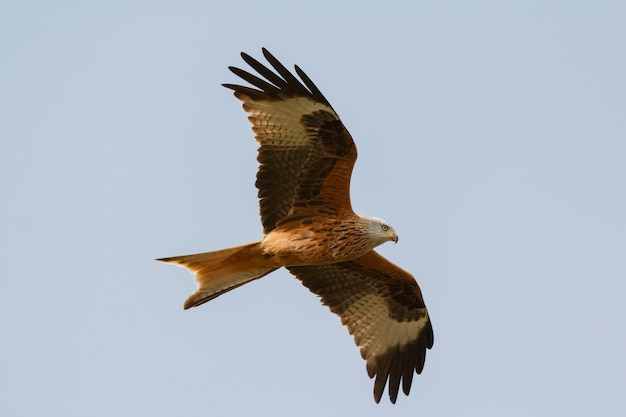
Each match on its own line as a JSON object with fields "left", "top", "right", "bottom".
{"left": 156, "top": 241, "right": 277, "bottom": 309}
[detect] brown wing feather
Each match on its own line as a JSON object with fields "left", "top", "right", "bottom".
{"left": 287, "top": 251, "right": 433, "bottom": 404}
{"left": 223, "top": 48, "right": 357, "bottom": 234}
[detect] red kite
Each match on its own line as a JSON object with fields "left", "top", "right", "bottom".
{"left": 158, "top": 49, "right": 433, "bottom": 403}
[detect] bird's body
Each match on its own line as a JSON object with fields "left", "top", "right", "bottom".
{"left": 261, "top": 214, "right": 394, "bottom": 265}
{"left": 158, "top": 49, "right": 433, "bottom": 403}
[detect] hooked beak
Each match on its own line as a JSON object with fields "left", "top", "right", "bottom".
{"left": 390, "top": 233, "right": 398, "bottom": 244}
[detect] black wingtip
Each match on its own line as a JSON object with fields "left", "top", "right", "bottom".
{"left": 223, "top": 48, "right": 332, "bottom": 107}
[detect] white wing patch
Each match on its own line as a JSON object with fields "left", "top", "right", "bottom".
{"left": 240, "top": 96, "right": 336, "bottom": 146}
{"left": 342, "top": 293, "right": 429, "bottom": 361}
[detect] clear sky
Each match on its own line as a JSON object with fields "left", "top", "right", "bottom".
{"left": 2, "top": 1, "right": 625, "bottom": 416}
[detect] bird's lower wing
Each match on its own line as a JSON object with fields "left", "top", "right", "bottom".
{"left": 287, "top": 251, "right": 433, "bottom": 403}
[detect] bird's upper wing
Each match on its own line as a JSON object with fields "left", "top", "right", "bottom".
{"left": 223, "top": 48, "right": 358, "bottom": 234}
{"left": 288, "top": 251, "right": 434, "bottom": 404}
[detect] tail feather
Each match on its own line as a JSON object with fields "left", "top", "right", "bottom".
{"left": 156, "top": 241, "right": 277, "bottom": 309}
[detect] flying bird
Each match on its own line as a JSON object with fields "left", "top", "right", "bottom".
{"left": 157, "top": 48, "right": 434, "bottom": 403}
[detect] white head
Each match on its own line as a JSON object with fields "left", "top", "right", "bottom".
{"left": 362, "top": 216, "right": 398, "bottom": 246}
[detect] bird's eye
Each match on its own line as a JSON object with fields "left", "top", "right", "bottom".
{"left": 381, "top": 224, "right": 389, "bottom": 231}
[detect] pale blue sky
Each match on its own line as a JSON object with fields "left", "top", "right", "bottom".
{"left": 2, "top": 2, "right": 626, "bottom": 416}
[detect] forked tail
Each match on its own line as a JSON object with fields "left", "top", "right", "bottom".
{"left": 156, "top": 241, "right": 277, "bottom": 309}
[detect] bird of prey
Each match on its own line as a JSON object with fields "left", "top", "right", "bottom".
{"left": 157, "top": 48, "right": 433, "bottom": 403}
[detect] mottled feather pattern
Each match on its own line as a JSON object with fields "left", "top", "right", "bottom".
{"left": 225, "top": 56, "right": 356, "bottom": 232}
{"left": 288, "top": 251, "right": 433, "bottom": 403}
{"left": 262, "top": 216, "right": 379, "bottom": 264}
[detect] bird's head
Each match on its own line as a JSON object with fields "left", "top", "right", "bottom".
{"left": 363, "top": 216, "right": 398, "bottom": 246}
